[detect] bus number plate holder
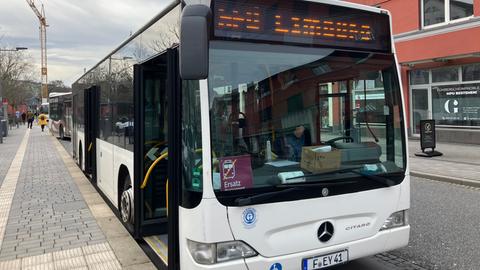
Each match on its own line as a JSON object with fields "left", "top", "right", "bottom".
{"left": 302, "top": 249, "right": 348, "bottom": 270}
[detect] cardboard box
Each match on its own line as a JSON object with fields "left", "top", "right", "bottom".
{"left": 300, "top": 146, "right": 341, "bottom": 173}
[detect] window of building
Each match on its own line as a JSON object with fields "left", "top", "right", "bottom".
{"left": 431, "top": 66, "right": 459, "bottom": 83}
{"left": 423, "top": 0, "right": 473, "bottom": 27}
{"left": 462, "top": 64, "right": 480, "bottom": 82}
{"left": 450, "top": 0, "right": 474, "bottom": 20}
{"left": 287, "top": 94, "right": 303, "bottom": 113}
{"left": 410, "top": 69, "right": 430, "bottom": 85}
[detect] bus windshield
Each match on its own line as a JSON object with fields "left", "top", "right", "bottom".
{"left": 208, "top": 41, "right": 405, "bottom": 206}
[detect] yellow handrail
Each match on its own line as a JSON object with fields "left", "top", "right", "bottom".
{"left": 166, "top": 179, "right": 169, "bottom": 216}
{"left": 88, "top": 142, "right": 93, "bottom": 152}
{"left": 141, "top": 152, "right": 168, "bottom": 189}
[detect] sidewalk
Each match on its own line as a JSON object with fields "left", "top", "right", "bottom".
{"left": 408, "top": 139, "right": 480, "bottom": 187}
{"left": 0, "top": 127, "right": 155, "bottom": 269}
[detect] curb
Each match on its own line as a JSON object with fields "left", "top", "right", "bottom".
{"left": 411, "top": 171, "right": 480, "bottom": 188}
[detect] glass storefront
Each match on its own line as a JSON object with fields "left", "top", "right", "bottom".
{"left": 410, "top": 64, "right": 480, "bottom": 134}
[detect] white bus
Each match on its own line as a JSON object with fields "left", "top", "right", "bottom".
{"left": 72, "top": 0, "right": 409, "bottom": 269}
{"left": 49, "top": 92, "right": 73, "bottom": 139}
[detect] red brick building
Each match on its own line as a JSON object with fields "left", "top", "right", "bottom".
{"left": 348, "top": 0, "right": 480, "bottom": 143}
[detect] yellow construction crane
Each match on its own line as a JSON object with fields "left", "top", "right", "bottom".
{"left": 26, "top": 0, "right": 49, "bottom": 102}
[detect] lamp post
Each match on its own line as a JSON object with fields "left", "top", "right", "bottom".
{"left": 0, "top": 47, "right": 28, "bottom": 52}
{"left": 0, "top": 47, "right": 29, "bottom": 143}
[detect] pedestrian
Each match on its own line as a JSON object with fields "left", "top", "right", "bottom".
{"left": 27, "top": 111, "right": 34, "bottom": 129}
{"left": 38, "top": 113, "right": 48, "bottom": 132}
{"left": 21, "top": 112, "right": 26, "bottom": 125}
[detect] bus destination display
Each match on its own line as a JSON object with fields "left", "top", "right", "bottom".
{"left": 213, "top": 0, "right": 391, "bottom": 52}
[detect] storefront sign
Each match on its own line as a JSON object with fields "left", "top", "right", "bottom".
{"left": 420, "top": 120, "right": 436, "bottom": 150}
{"left": 432, "top": 83, "right": 480, "bottom": 126}
{"left": 219, "top": 155, "right": 253, "bottom": 191}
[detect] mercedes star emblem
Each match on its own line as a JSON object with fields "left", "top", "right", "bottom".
{"left": 318, "top": 221, "right": 334, "bottom": 243}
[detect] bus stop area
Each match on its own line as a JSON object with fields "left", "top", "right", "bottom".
{"left": 0, "top": 127, "right": 155, "bottom": 270}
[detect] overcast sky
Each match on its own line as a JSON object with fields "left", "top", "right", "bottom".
{"left": 0, "top": 0, "right": 171, "bottom": 86}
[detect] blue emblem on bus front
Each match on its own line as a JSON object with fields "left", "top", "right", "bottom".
{"left": 270, "top": 263, "right": 282, "bottom": 270}
{"left": 242, "top": 208, "right": 257, "bottom": 228}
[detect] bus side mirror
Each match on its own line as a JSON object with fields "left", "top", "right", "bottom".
{"left": 180, "top": 5, "right": 211, "bottom": 80}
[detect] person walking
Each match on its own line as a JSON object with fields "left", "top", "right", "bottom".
{"left": 27, "top": 111, "right": 34, "bottom": 129}
{"left": 21, "top": 112, "right": 26, "bottom": 125}
{"left": 38, "top": 113, "right": 48, "bottom": 132}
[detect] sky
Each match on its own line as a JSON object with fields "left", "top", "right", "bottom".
{"left": 0, "top": 0, "right": 171, "bottom": 86}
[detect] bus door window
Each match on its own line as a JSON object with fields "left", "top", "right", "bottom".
{"left": 142, "top": 61, "right": 169, "bottom": 220}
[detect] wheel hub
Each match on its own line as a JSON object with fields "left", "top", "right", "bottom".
{"left": 121, "top": 187, "right": 133, "bottom": 223}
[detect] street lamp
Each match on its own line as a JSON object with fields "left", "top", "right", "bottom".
{"left": 0, "top": 47, "right": 28, "bottom": 143}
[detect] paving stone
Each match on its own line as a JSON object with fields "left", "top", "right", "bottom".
{"left": 88, "top": 260, "right": 122, "bottom": 270}
{"left": 53, "top": 256, "right": 87, "bottom": 270}
{"left": 84, "top": 250, "right": 117, "bottom": 265}
{"left": 0, "top": 259, "right": 21, "bottom": 270}
{"left": 0, "top": 128, "right": 25, "bottom": 186}
{"left": 0, "top": 130, "right": 106, "bottom": 259}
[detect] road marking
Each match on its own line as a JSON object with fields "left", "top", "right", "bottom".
{"left": 0, "top": 130, "right": 29, "bottom": 248}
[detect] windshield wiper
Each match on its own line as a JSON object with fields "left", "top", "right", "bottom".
{"left": 285, "top": 167, "right": 396, "bottom": 187}
{"left": 234, "top": 179, "right": 357, "bottom": 206}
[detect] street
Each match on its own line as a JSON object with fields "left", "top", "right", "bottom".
{"left": 391, "top": 177, "right": 480, "bottom": 270}
{"left": 333, "top": 176, "right": 480, "bottom": 270}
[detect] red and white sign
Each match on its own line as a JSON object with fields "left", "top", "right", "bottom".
{"left": 220, "top": 155, "right": 253, "bottom": 191}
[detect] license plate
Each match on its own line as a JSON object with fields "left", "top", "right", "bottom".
{"left": 302, "top": 250, "right": 349, "bottom": 270}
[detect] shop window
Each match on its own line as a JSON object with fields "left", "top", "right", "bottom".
{"left": 432, "top": 83, "right": 480, "bottom": 126}
{"left": 462, "top": 64, "right": 480, "bottom": 82}
{"left": 423, "top": 0, "right": 473, "bottom": 27}
{"left": 410, "top": 69, "right": 430, "bottom": 85}
{"left": 431, "top": 66, "right": 459, "bottom": 83}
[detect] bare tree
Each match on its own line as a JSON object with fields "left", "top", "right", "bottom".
{"left": 49, "top": 80, "right": 71, "bottom": 93}
{"left": 148, "top": 23, "right": 180, "bottom": 53}
{"left": 0, "top": 47, "right": 37, "bottom": 110}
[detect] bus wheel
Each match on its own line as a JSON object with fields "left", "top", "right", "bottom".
{"left": 120, "top": 176, "right": 134, "bottom": 224}
{"left": 79, "top": 143, "right": 83, "bottom": 170}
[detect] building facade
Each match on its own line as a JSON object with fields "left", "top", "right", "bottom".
{"left": 348, "top": 0, "right": 480, "bottom": 143}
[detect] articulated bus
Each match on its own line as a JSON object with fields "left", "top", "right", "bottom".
{"left": 49, "top": 92, "right": 73, "bottom": 139}
{"left": 72, "top": 0, "right": 409, "bottom": 269}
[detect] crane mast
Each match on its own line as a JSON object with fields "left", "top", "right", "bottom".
{"left": 26, "top": 0, "right": 48, "bottom": 103}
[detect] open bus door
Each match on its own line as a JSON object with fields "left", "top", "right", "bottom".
{"left": 84, "top": 86, "right": 99, "bottom": 183}
{"left": 133, "top": 48, "right": 180, "bottom": 269}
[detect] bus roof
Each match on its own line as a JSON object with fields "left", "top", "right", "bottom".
{"left": 73, "top": 0, "right": 388, "bottom": 86}
{"left": 49, "top": 92, "right": 72, "bottom": 98}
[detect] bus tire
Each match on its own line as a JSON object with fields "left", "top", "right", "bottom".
{"left": 79, "top": 142, "right": 83, "bottom": 171}
{"left": 120, "top": 175, "right": 134, "bottom": 225}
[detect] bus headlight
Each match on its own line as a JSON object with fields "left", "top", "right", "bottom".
{"left": 380, "top": 210, "right": 408, "bottom": 231}
{"left": 187, "top": 239, "right": 257, "bottom": 264}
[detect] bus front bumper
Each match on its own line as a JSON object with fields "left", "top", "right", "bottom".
{"left": 243, "top": 225, "right": 410, "bottom": 269}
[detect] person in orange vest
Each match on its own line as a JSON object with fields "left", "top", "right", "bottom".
{"left": 38, "top": 113, "right": 48, "bottom": 132}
